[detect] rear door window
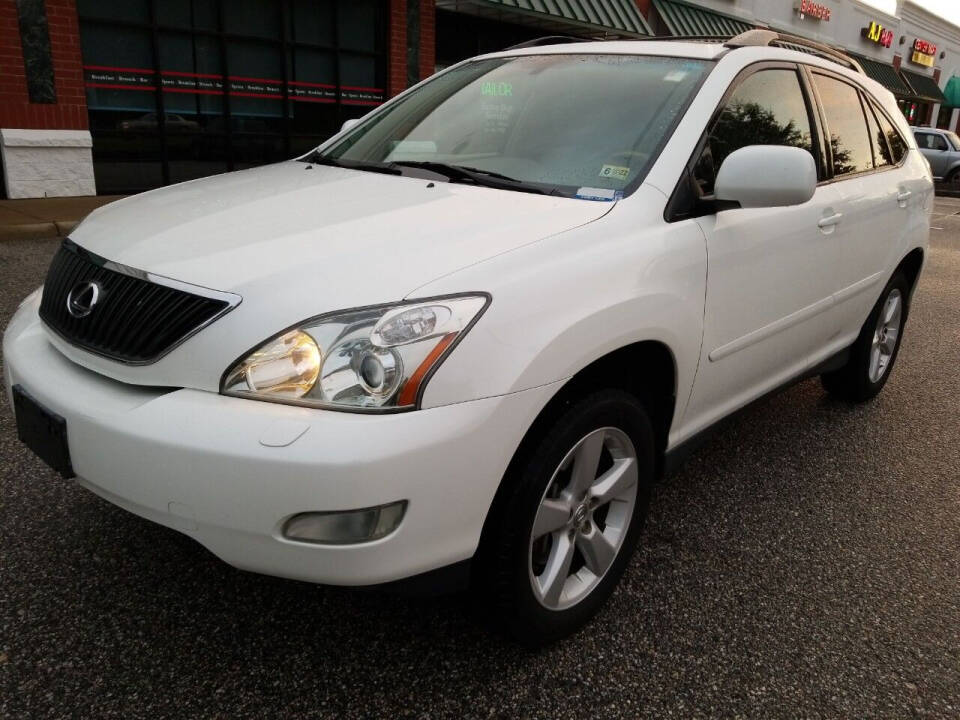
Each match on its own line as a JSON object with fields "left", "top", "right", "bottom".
{"left": 863, "top": 99, "right": 891, "bottom": 169}
{"left": 812, "top": 73, "right": 875, "bottom": 177}
{"left": 693, "top": 68, "right": 814, "bottom": 195}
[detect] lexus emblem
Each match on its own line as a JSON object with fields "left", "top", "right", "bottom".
{"left": 66, "top": 280, "right": 102, "bottom": 318}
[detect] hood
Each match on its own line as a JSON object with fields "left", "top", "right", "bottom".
{"left": 73, "top": 161, "right": 612, "bottom": 302}
{"left": 57, "top": 161, "right": 614, "bottom": 390}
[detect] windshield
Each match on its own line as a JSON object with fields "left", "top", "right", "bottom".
{"left": 315, "top": 54, "right": 712, "bottom": 199}
{"left": 946, "top": 131, "right": 960, "bottom": 151}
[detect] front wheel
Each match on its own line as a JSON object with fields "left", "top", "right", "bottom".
{"left": 822, "top": 272, "right": 910, "bottom": 402}
{"left": 474, "top": 390, "right": 654, "bottom": 646}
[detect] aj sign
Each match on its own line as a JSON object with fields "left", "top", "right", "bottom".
{"left": 862, "top": 21, "right": 894, "bottom": 49}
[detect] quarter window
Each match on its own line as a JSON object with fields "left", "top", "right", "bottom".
{"left": 812, "top": 73, "right": 875, "bottom": 177}
{"left": 694, "top": 68, "right": 814, "bottom": 195}
{"left": 872, "top": 102, "right": 907, "bottom": 164}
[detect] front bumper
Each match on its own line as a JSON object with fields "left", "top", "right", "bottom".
{"left": 3, "top": 301, "right": 559, "bottom": 586}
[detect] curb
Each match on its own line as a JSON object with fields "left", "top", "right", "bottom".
{"left": 0, "top": 220, "right": 78, "bottom": 243}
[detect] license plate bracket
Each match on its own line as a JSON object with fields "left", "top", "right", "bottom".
{"left": 12, "top": 384, "right": 75, "bottom": 479}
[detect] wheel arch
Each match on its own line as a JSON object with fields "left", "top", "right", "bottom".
{"left": 474, "top": 340, "right": 678, "bottom": 568}
{"left": 895, "top": 246, "right": 925, "bottom": 306}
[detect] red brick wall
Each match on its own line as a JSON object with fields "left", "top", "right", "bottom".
{"left": 387, "top": 0, "right": 436, "bottom": 98}
{"left": 419, "top": 0, "right": 435, "bottom": 82}
{"left": 0, "top": 0, "right": 87, "bottom": 130}
{"left": 388, "top": 0, "right": 407, "bottom": 97}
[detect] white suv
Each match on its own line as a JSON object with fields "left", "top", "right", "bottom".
{"left": 3, "top": 30, "right": 931, "bottom": 645}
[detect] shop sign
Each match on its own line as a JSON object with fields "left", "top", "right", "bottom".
{"left": 911, "top": 38, "right": 937, "bottom": 67}
{"left": 794, "top": 0, "right": 831, "bottom": 21}
{"left": 82, "top": 66, "right": 384, "bottom": 106}
{"left": 861, "top": 20, "right": 893, "bottom": 48}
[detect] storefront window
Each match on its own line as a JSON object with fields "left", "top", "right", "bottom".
{"left": 898, "top": 99, "right": 925, "bottom": 125}
{"left": 77, "top": 0, "right": 387, "bottom": 193}
{"left": 937, "top": 104, "right": 955, "bottom": 130}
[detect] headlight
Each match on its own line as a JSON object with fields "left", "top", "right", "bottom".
{"left": 221, "top": 294, "right": 489, "bottom": 411}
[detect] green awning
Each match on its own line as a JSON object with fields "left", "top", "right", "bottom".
{"left": 652, "top": 0, "right": 753, "bottom": 37}
{"left": 899, "top": 68, "right": 947, "bottom": 104}
{"left": 435, "top": 0, "right": 652, "bottom": 38}
{"left": 849, "top": 54, "right": 912, "bottom": 97}
{"left": 943, "top": 76, "right": 960, "bottom": 108}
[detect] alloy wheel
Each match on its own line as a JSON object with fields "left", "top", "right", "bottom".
{"left": 869, "top": 288, "right": 903, "bottom": 383}
{"left": 528, "top": 427, "right": 638, "bottom": 611}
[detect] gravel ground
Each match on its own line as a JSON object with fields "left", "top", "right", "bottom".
{"left": 2, "top": 202, "right": 959, "bottom": 719}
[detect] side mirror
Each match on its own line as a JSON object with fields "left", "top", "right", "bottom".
{"left": 714, "top": 145, "right": 816, "bottom": 209}
{"left": 340, "top": 118, "right": 361, "bottom": 133}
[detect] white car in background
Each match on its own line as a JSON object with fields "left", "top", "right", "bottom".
{"left": 4, "top": 30, "right": 931, "bottom": 645}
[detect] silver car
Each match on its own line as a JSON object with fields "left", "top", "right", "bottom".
{"left": 911, "top": 126, "right": 960, "bottom": 183}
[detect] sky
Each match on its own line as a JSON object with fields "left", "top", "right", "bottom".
{"left": 860, "top": 0, "right": 960, "bottom": 27}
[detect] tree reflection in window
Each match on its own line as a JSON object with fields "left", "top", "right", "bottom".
{"left": 695, "top": 69, "right": 812, "bottom": 195}
{"left": 813, "top": 74, "right": 875, "bottom": 177}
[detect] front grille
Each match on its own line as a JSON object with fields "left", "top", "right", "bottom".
{"left": 39, "top": 240, "right": 239, "bottom": 364}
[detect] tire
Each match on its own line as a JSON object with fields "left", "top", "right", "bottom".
{"left": 946, "top": 168, "right": 960, "bottom": 187}
{"left": 473, "top": 389, "right": 654, "bottom": 646}
{"left": 821, "top": 272, "right": 910, "bottom": 402}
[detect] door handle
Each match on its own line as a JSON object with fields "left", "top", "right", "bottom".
{"left": 818, "top": 212, "right": 843, "bottom": 229}
{"left": 897, "top": 190, "right": 912, "bottom": 205}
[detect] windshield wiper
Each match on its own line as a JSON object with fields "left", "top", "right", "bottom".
{"left": 387, "top": 161, "right": 552, "bottom": 195}
{"left": 301, "top": 153, "right": 401, "bottom": 176}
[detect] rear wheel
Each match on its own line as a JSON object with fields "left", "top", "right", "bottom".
{"left": 474, "top": 390, "right": 654, "bottom": 646}
{"left": 822, "top": 272, "right": 909, "bottom": 402}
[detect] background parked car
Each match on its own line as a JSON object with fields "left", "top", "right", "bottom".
{"left": 911, "top": 126, "right": 960, "bottom": 183}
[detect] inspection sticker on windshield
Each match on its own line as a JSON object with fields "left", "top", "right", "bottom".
{"left": 599, "top": 164, "right": 630, "bottom": 180}
{"left": 576, "top": 187, "right": 618, "bottom": 201}
{"left": 664, "top": 70, "right": 689, "bottom": 82}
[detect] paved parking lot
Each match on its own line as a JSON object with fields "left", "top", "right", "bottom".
{"left": 2, "top": 200, "right": 959, "bottom": 719}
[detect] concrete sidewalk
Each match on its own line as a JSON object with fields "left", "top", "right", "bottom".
{"left": 0, "top": 195, "right": 124, "bottom": 242}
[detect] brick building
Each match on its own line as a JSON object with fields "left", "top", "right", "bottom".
{"left": 0, "top": 0, "right": 648, "bottom": 198}
{"left": 2, "top": 0, "right": 957, "bottom": 198}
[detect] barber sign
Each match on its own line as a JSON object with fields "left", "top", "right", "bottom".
{"left": 794, "top": 0, "right": 831, "bottom": 21}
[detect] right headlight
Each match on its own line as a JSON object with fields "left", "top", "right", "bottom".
{"left": 221, "top": 294, "right": 489, "bottom": 412}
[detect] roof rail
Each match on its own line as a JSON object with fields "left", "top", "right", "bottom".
{"left": 505, "top": 36, "right": 590, "bottom": 51}
{"left": 725, "top": 29, "right": 864, "bottom": 74}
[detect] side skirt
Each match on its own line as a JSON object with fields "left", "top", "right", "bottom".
{"left": 662, "top": 346, "right": 851, "bottom": 477}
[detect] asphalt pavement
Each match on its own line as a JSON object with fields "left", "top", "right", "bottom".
{"left": 1, "top": 201, "right": 959, "bottom": 718}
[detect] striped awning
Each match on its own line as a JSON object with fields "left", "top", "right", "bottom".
{"left": 944, "top": 76, "right": 960, "bottom": 108}
{"left": 849, "top": 54, "right": 912, "bottom": 97}
{"left": 899, "top": 68, "right": 947, "bottom": 104}
{"left": 435, "top": 0, "right": 652, "bottom": 38}
{"left": 652, "top": 0, "right": 753, "bottom": 38}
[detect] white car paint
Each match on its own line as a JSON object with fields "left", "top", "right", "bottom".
{"left": 3, "top": 39, "right": 931, "bottom": 586}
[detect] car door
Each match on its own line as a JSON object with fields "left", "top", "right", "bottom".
{"left": 808, "top": 71, "right": 913, "bottom": 337}
{"left": 681, "top": 64, "right": 845, "bottom": 432}
{"left": 914, "top": 130, "right": 949, "bottom": 177}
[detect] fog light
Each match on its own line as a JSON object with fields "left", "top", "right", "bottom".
{"left": 282, "top": 501, "right": 407, "bottom": 545}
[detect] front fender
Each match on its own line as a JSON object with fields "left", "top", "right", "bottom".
{"left": 412, "top": 186, "right": 708, "bottom": 435}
